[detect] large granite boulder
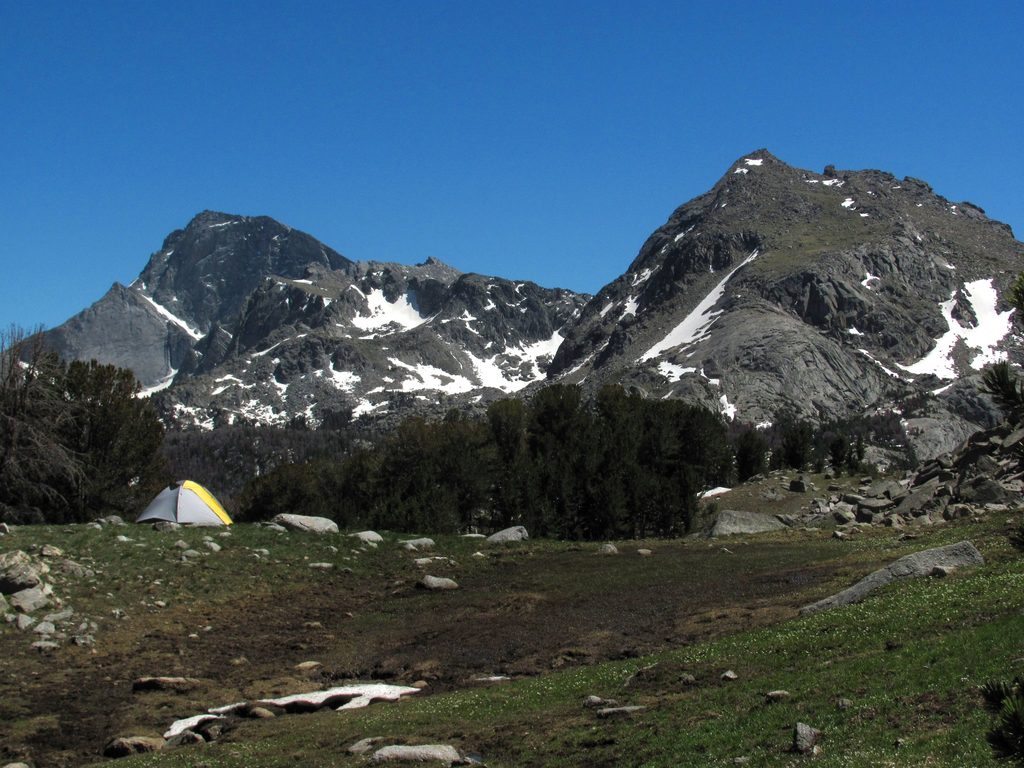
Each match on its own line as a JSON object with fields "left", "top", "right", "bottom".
{"left": 271, "top": 514, "right": 339, "bottom": 534}
{"left": 800, "top": 540, "right": 984, "bottom": 615}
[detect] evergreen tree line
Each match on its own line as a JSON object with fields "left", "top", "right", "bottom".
{"left": 0, "top": 328, "right": 167, "bottom": 524}
{"left": 238, "top": 385, "right": 732, "bottom": 538}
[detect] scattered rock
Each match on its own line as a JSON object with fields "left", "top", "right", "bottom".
{"left": 370, "top": 744, "right": 462, "bottom": 764}
{"left": 0, "top": 550, "right": 45, "bottom": 593}
{"left": 31, "top": 639, "right": 60, "bottom": 651}
{"left": 33, "top": 621, "right": 55, "bottom": 635}
{"left": 765, "top": 690, "right": 790, "bottom": 703}
{"left": 247, "top": 706, "right": 277, "bottom": 719}
{"left": 351, "top": 530, "right": 384, "bottom": 544}
{"left": 204, "top": 541, "right": 222, "bottom": 553}
{"left": 349, "top": 737, "right": 386, "bottom": 754}
{"left": 486, "top": 526, "right": 529, "bottom": 544}
{"left": 637, "top": 548, "right": 653, "bottom": 557}
{"left": 931, "top": 565, "right": 955, "bottom": 578}
{"left": 793, "top": 722, "right": 821, "bottom": 754}
{"left": 0, "top": 522, "right": 9, "bottom": 535}
{"left": 308, "top": 562, "right": 334, "bottom": 570}
{"left": 165, "top": 729, "right": 205, "bottom": 748}
{"left": 115, "top": 535, "right": 132, "bottom": 543}
{"left": 709, "top": 510, "right": 786, "bottom": 537}
{"left": 597, "top": 705, "right": 646, "bottom": 718}
{"left": 596, "top": 543, "right": 619, "bottom": 555}
{"left": 15, "top": 614, "right": 36, "bottom": 631}
{"left": 37, "top": 544, "right": 63, "bottom": 558}
{"left": 836, "top": 697, "right": 853, "bottom": 710}
{"left": 42, "top": 608, "right": 73, "bottom": 623}
{"left": 133, "top": 676, "right": 203, "bottom": 693}
{"left": 584, "top": 695, "right": 620, "bottom": 708}
{"left": 2, "top": 762, "right": 32, "bottom": 768}
{"left": 721, "top": 670, "right": 738, "bottom": 681}
{"left": 400, "top": 538, "right": 436, "bottom": 551}
{"left": 295, "top": 661, "right": 323, "bottom": 673}
{"left": 417, "top": 575, "right": 459, "bottom": 591}
{"left": 10, "top": 586, "right": 49, "bottom": 613}
{"left": 679, "top": 673, "right": 697, "bottom": 685}
{"left": 152, "top": 521, "right": 180, "bottom": 532}
{"left": 460, "top": 533, "right": 486, "bottom": 539}
{"left": 97, "top": 515, "right": 126, "bottom": 526}
{"left": 271, "top": 514, "right": 339, "bottom": 534}
{"left": 103, "top": 735, "right": 165, "bottom": 757}
{"left": 173, "top": 540, "right": 189, "bottom": 549}
{"left": 180, "top": 549, "right": 202, "bottom": 559}
{"left": 800, "top": 540, "right": 984, "bottom": 615}
{"left": 789, "top": 477, "right": 807, "bottom": 493}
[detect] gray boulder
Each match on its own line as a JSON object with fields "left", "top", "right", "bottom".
{"left": 709, "top": 510, "right": 786, "bottom": 537}
{"left": 597, "top": 543, "right": 619, "bottom": 555}
{"left": 271, "top": 514, "right": 339, "bottom": 534}
{"left": 486, "top": 526, "right": 529, "bottom": 544}
{"left": 103, "top": 736, "right": 165, "bottom": 758}
{"left": 800, "top": 540, "right": 984, "bottom": 615}
{"left": 370, "top": 744, "right": 462, "bottom": 764}
{"left": 793, "top": 722, "right": 821, "bottom": 754}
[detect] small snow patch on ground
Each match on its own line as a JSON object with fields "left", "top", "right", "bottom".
{"left": 699, "top": 486, "right": 731, "bottom": 499}
{"left": 350, "top": 290, "right": 430, "bottom": 333}
{"left": 733, "top": 168, "right": 749, "bottom": 174}
{"left": 719, "top": 393, "right": 737, "bottom": 420}
{"left": 622, "top": 296, "right": 639, "bottom": 317}
{"left": 841, "top": 198, "right": 855, "bottom": 209}
{"left": 138, "top": 293, "right": 204, "bottom": 340}
{"left": 848, "top": 326, "right": 864, "bottom": 336}
{"left": 743, "top": 158, "right": 763, "bottom": 166}
{"left": 861, "top": 273, "right": 880, "bottom": 289}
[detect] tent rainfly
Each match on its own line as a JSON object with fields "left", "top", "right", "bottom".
{"left": 136, "top": 481, "right": 233, "bottom": 526}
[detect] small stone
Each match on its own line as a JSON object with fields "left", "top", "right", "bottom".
{"left": 204, "top": 541, "right": 222, "bottom": 553}
{"left": 721, "top": 670, "right": 739, "bottom": 681}
{"left": 350, "top": 737, "right": 386, "bottom": 755}
{"left": 765, "top": 690, "right": 790, "bottom": 703}
{"left": 411, "top": 680, "right": 430, "bottom": 689}
{"left": 247, "top": 706, "right": 276, "bottom": 719}
{"left": 71, "top": 634, "right": 95, "bottom": 647}
{"left": 154, "top": 600, "right": 167, "bottom": 608}
{"left": 33, "top": 621, "right": 55, "bottom": 635}
{"left": 596, "top": 543, "right": 619, "bottom": 555}
{"left": 486, "top": 526, "right": 529, "bottom": 544}
{"left": 931, "top": 565, "right": 955, "bottom": 578}
{"left": 15, "top": 613, "right": 36, "bottom": 631}
{"left": 584, "top": 695, "right": 619, "bottom": 708}
{"left": 181, "top": 549, "right": 202, "bottom": 559}
{"left": 132, "top": 676, "right": 202, "bottom": 692}
{"left": 308, "top": 562, "right": 333, "bottom": 570}
{"left": 10, "top": 586, "right": 49, "bottom": 613}
{"left": 116, "top": 535, "right": 132, "bottom": 543}
{"left": 637, "top": 548, "right": 653, "bottom": 556}
{"left": 152, "top": 521, "right": 180, "bottom": 532}
{"left": 165, "top": 730, "right": 205, "bottom": 748}
{"left": 295, "top": 660, "right": 322, "bottom": 672}
{"left": 38, "top": 544, "right": 63, "bottom": 557}
{"left": 597, "top": 705, "right": 646, "bottom": 718}
{"left": 174, "top": 540, "right": 189, "bottom": 549}
{"left": 370, "top": 744, "right": 462, "bottom": 763}
{"left": 42, "top": 608, "right": 73, "bottom": 623}
{"left": 679, "top": 673, "right": 697, "bottom": 685}
{"left": 793, "top": 722, "right": 821, "bottom": 754}
{"left": 417, "top": 575, "right": 459, "bottom": 591}
{"left": 31, "top": 640, "right": 60, "bottom": 651}
{"left": 271, "top": 513, "right": 340, "bottom": 534}
{"left": 351, "top": 530, "right": 384, "bottom": 544}
{"left": 230, "top": 656, "right": 248, "bottom": 666}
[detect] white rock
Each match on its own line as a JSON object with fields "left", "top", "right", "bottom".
{"left": 400, "top": 538, "right": 435, "bottom": 551}
{"left": 418, "top": 575, "right": 459, "bottom": 591}
{"left": 351, "top": 530, "right": 384, "bottom": 543}
{"left": 486, "top": 526, "right": 529, "bottom": 544}
{"left": 597, "top": 543, "right": 619, "bottom": 555}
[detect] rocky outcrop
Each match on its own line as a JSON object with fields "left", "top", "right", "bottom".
{"left": 800, "top": 541, "right": 983, "bottom": 615}
{"left": 486, "top": 526, "right": 529, "bottom": 544}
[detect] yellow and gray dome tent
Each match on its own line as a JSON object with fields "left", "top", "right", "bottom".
{"left": 136, "top": 481, "right": 233, "bottom": 526}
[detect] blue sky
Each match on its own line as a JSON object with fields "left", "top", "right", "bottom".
{"left": 2, "top": 1, "right": 1022, "bottom": 331}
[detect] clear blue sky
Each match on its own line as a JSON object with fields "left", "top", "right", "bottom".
{"left": 2, "top": 1, "right": 1022, "bottom": 331}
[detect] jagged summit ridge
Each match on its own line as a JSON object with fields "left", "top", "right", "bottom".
{"left": 45, "top": 210, "right": 589, "bottom": 428}
{"left": 549, "top": 150, "right": 1023, "bottom": 457}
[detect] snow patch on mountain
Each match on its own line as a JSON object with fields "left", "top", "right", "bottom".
{"left": 896, "top": 279, "right": 1013, "bottom": 379}
{"left": 137, "top": 292, "right": 204, "bottom": 340}
{"left": 349, "top": 289, "right": 430, "bottom": 333}
{"left": 640, "top": 250, "right": 759, "bottom": 362}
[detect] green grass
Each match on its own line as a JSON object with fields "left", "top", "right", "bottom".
{"left": 68, "top": 515, "right": 1024, "bottom": 768}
